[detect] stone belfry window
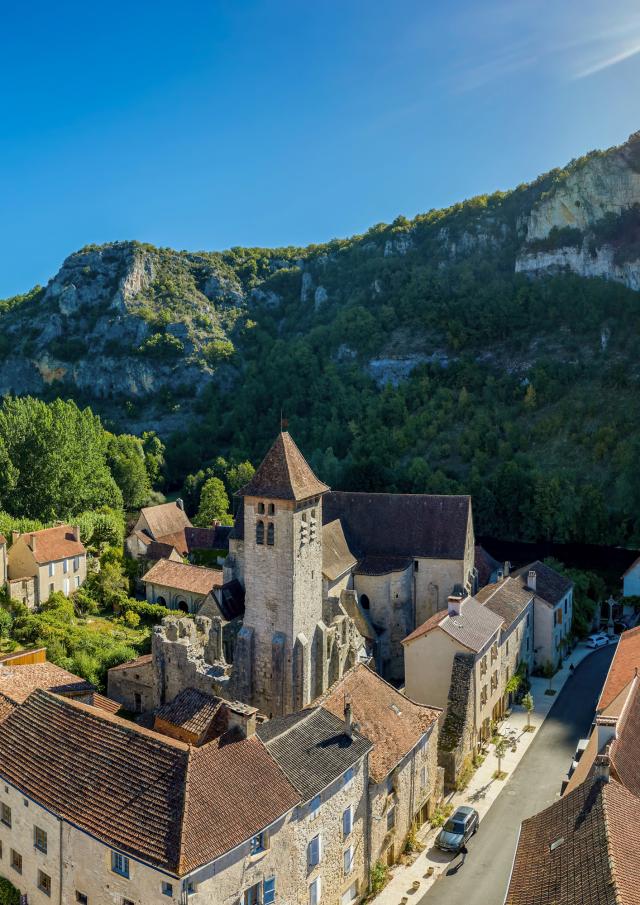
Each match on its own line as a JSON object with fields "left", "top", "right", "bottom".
{"left": 256, "top": 520, "right": 265, "bottom": 545}
{"left": 267, "top": 523, "right": 275, "bottom": 546}
{"left": 258, "top": 502, "right": 265, "bottom": 514}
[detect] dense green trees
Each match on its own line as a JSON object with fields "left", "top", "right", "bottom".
{"left": 194, "top": 477, "right": 232, "bottom": 526}
{"left": 106, "top": 433, "right": 151, "bottom": 510}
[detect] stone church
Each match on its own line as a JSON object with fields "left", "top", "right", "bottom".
{"left": 224, "top": 431, "right": 476, "bottom": 716}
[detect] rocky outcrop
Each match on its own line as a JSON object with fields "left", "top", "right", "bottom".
{"left": 516, "top": 242, "right": 640, "bottom": 290}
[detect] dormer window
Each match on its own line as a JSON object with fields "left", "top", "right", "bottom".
{"left": 256, "top": 521, "right": 265, "bottom": 545}
{"left": 267, "top": 523, "right": 275, "bottom": 546}
{"left": 258, "top": 503, "right": 265, "bottom": 514}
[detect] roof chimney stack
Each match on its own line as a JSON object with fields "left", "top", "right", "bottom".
{"left": 30, "top": 534, "right": 36, "bottom": 556}
{"left": 72, "top": 525, "right": 80, "bottom": 542}
{"left": 225, "top": 701, "right": 258, "bottom": 739}
{"left": 11, "top": 531, "right": 20, "bottom": 545}
{"left": 527, "top": 570, "right": 537, "bottom": 592}
{"left": 176, "top": 498, "right": 185, "bottom": 512}
{"left": 448, "top": 595, "right": 463, "bottom": 617}
{"left": 504, "top": 561, "right": 511, "bottom": 577}
{"left": 344, "top": 696, "right": 353, "bottom": 738}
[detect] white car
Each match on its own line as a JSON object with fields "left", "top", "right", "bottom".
{"left": 586, "top": 633, "right": 609, "bottom": 649}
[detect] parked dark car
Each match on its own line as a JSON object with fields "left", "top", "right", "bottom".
{"left": 435, "top": 806, "right": 479, "bottom": 853}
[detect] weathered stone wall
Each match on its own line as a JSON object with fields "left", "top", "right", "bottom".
{"left": 152, "top": 617, "right": 231, "bottom": 708}
{"left": 438, "top": 652, "right": 476, "bottom": 787}
{"left": 414, "top": 557, "right": 466, "bottom": 626}
{"left": 6, "top": 576, "right": 36, "bottom": 611}
{"left": 145, "top": 580, "right": 206, "bottom": 614}
{"left": 353, "top": 568, "right": 412, "bottom": 681}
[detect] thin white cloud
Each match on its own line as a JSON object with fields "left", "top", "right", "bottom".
{"left": 573, "top": 40, "right": 640, "bottom": 78}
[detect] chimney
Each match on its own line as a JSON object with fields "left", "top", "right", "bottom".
{"left": 496, "top": 569, "right": 504, "bottom": 582}
{"left": 594, "top": 753, "right": 611, "bottom": 783}
{"left": 226, "top": 701, "right": 258, "bottom": 739}
{"left": 527, "top": 570, "right": 537, "bottom": 592}
{"left": 596, "top": 716, "right": 617, "bottom": 752}
{"left": 72, "top": 525, "right": 80, "bottom": 542}
{"left": 30, "top": 535, "right": 36, "bottom": 556}
{"left": 11, "top": 531, "right": 20, "bottom": 545}
{"left": 344, "top": 696, "right": 353, "bottom": 738}
{"left": 176, "top": 498, "right": 185, "bottom": 511}
{"left": 504, "top": 561, "right": 511, "bottom": 577}
{"left": 448, "top": 595, "right": 463, "bottom": 617}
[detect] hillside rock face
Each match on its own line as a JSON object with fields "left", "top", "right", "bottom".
{"left": 516, "top": 241, "right": 640, "bottom": 291}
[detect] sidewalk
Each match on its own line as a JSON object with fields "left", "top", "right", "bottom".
{"left": 372, "top": 642, "right": 604, "bottom": 905}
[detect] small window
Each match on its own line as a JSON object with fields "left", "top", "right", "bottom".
{"left": 310, "top": 876, "right": 322, "bottom": 905}
{"left": 564, "top": 599, "right": 568, "bottom": 614}
{"left": 73, "top": 556, "right": 80, "bottom": 572}
{"left": 387, "top": 806, "right": 396, "bottom": 831}
{"left": 343, "top": 845, "right": 354, "bottom": 875}
{"left": 10, "top": 849, "right": 22, "bottom": 874}
{"left": 506, "top": 639, "right": 509, "bottom": 656}
{"left": 63, "top": 559, "right": 69, "bottom": 574}
{"left": 38, "top": 870, "right": 52, "bottom": 896}
{"left": 250, "top": 832, "right": 267, "bottom": 855}
{"left": 414, "top": 561, "right": 419, "bottom": 572}
{"left": 360, "top": 594, "right": 370, "bottom": 611}
{"left": 308, "top": 833, "right": 322, "bottom": 869}
{"left": 342, "top": 805, "right": 353, "bottom": 839}
{"left": 34, "top": 825, "right": 48, "bottom": 853}
{"left": 75, "top": 894, "right": 88, "bottom": 905}
{"left": 244, "top": 882, "right": 261, "bottom": 905}
{"left": 75, "top": 575, "right": 80, "bottom": 589}
{"left": 49, "top": 583, "right": 54, "bottom": 595}
{"left": 123, "top": 899, "right": 135, "bottom": 905}
{"left": 267, "top": 522, "right": 275, "bottom": 546}
{"left": 1, "top": 804, "right": 11, "bottom": 827}
{"left": 111, "top": 851, "right": 129, "bottom": 878}
{"left": 343, "top": 767, "right": 354, "bottom": 789}
{"left": 555, "top": 609, "right": 563, "bottom": 625}
{"left": 258, "top": 502, "right": 265, "bottom": 514}
{"left": 268, "top": 503, "right": 275, "bottom": 515}
{"left": 134, "top": 692, "right": 142, "bottom": 714}
{"left": 263, "top": 877, "right": 276, "bottom": 905}
{"left": 162, "top": 882, "right": 173, "bottom": 897}
{"left": 309, "top": 794, "right": 321, "bottom": 819}
{"left": 256, "top": 520, "right": 265, "bottom": 545}
{"left": 48, "top": 562, "right": 54, "bottom": 578}
{"left": 186, "top": 881, "right": 197, "bottom": 896}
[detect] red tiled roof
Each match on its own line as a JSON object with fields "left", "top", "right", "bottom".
{"left": 155, "top": 688, "right": 225, "bottom": 737}
{"left": 90, "top": 693, "right": 122, "bottom": 715}
{"left": 506, "top": 777, "right": 640, "bottom": 905}
{"left": 403, "top": 598, "right": 503, "bottom": 652}
{"left": 0, "top": 690, "right": 300, "bottom": 875}
{"left": 142, "top": 559, "right": 223, "bottom": 595}
{"left": 0, "top": 693, "right": 15, "bottom": 723}
{"left": 598, "top": 625, "right": 640, "bottom": 710}
{"left": 17, "top": 525, "right": 85, "bottom": 564}
{"left": 0, "top": 662, "right": 93, "bottom": 704}
{"left": 318, "top": 663, "right": 441, "bottom": 783}
{"left": 237, "top": 432, "right": 329, "bottom": 501}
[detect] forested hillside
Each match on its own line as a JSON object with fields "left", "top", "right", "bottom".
{"left": 2, "top": 133, "right": 640, "bottom": 546}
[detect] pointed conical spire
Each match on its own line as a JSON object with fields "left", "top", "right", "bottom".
{"left": 237, "top": 432, "right": 329, "bottom": 501}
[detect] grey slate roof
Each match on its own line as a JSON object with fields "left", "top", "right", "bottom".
{"left": 513, "top": 561, "right": 573, "bottom": 606}
{"left": 323, "top": 492, "right": 471, "bottom": 560}
{"left": 404, "top": 597, "right": 503, "bottom": 653}
{"left": 257, "top": 706, "right": 372, "bottom": 802}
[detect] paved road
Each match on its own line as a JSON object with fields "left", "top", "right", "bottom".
{"left": 420, "top": 645, "right": 615, "bottom": 905}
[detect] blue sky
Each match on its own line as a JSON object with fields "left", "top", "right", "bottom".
{"left": 2, "top": 0, "right": 640, "bottom": 297}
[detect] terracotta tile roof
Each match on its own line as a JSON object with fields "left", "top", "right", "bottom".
{"left": 317, "top": 663, "right": 441, "bottom": 783}
{"left": 475, "top": 577, "right": 533, "bottom": 631}
{"left": 609, "top": 680, "right": 640, "bottom": 799}
{"left": 237, "top": 432, "right": 330, "bottom": 501}
{"left": 179, "top": 730, "right": 300, "bottom": 872}
{"left": 0, "top": 662, "right": 93, "bottom": 704}
{"left": 146, "top": 540, "right": 182, "bottom": 561}
{"left": 258, "top": 707, "right": 372, "bottom": 801}
{"left": 155, "top": 689, "right": 224, "bottom": 738}
{"left": 403, "top": 598, "right": 503, "bottom": 652}
{"left": 323, "top": 491, "right": 472, "bottom": 560}
{"left": 355, "top": 554, "right": 413, "bottom": 576}
{"left": 506, "top": 777, "right": 640, "bottom": 905}
{"left": 598, "top": 626, "right": 640, "bottom": 710}
{"left": 90, "top": 693, "right": 122, "bottom": 714}
{"left": 0, "top": 693, "right": 15, "bottom": 723}
{"left": 512, "top": 560, "right": 573, "bottom": 606}
{"left": 17, "top": 525, "right": 85, "bottom": 564}
{"left": 0, "top": 690, "right": 300, "bottom": 875}
{"left": 322, "top": 519, "right": 357, "bottom": 581}
{"left": 142, "top": 559, "right": 223, "bottom": 596}
{"left": 140, "top": 501, "right": 192, "bottom": 540}
{"left": 108, "top": 653, "right": 153, "bottom": 673}
{"left": 154, "top": 530, "right": 190, "bottom": 557}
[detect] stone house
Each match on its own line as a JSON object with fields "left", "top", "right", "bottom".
{"left": 475, "top": 576, "right": 535, "bottom": 702}
{"left": 257, "top": 706, "right": 373, "bottom": 905}
{"left": 318, "top": 664, "right": 443, "bottom": 868}
{"left": 7, "top": 525, "right": 87, "bottom": 608}
{"left": 402, "top": 595, "right": 504, "bottom": 784}
{"left": 622, "top": 555, "right": 640, "bottom": 597}
{"left": 107, "top": 652, "right": 155, "bottom": 714}
{"left": 142, "top": 558, "right": 224, "bottom": 613}
{"left": 126, "top": 500, "right": 232, "bottom": 569}
{"left": 0, "top": 688, "right": 305, "bottom": 905}
{"left": 511, "top": 562, "right": 573, "bottom": 671}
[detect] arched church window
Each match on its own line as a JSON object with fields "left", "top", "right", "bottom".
{"left": 268, "top": 503, "right": 275, "bottom": 515}
{"left": 258, "top": 502, "right": 265, "bottom": 514}
{"left": 360, "top": 594, "right": 370, "bottom": 610}
{"left": 267, "top": 522, "right": 275, "bottom": 546}
{"left": 256, "top": 521, "right": 265, "bottom": 544}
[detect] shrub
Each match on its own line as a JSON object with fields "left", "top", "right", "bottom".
{"left": 0, "top": 877, "right": 20, "bottom": 905}
{"left": 369, "top": 861, "right": 389, "bottom": 895}
{"left": 123, "top": 610, "right": 141, "bottom": 628}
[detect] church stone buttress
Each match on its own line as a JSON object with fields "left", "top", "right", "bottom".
{"left": 232, "top": 433, "right": 329, "bottom": 717}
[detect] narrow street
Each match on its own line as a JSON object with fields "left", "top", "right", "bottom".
{"left": 419, "top": 645, "right": 615, "bottom": 905}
